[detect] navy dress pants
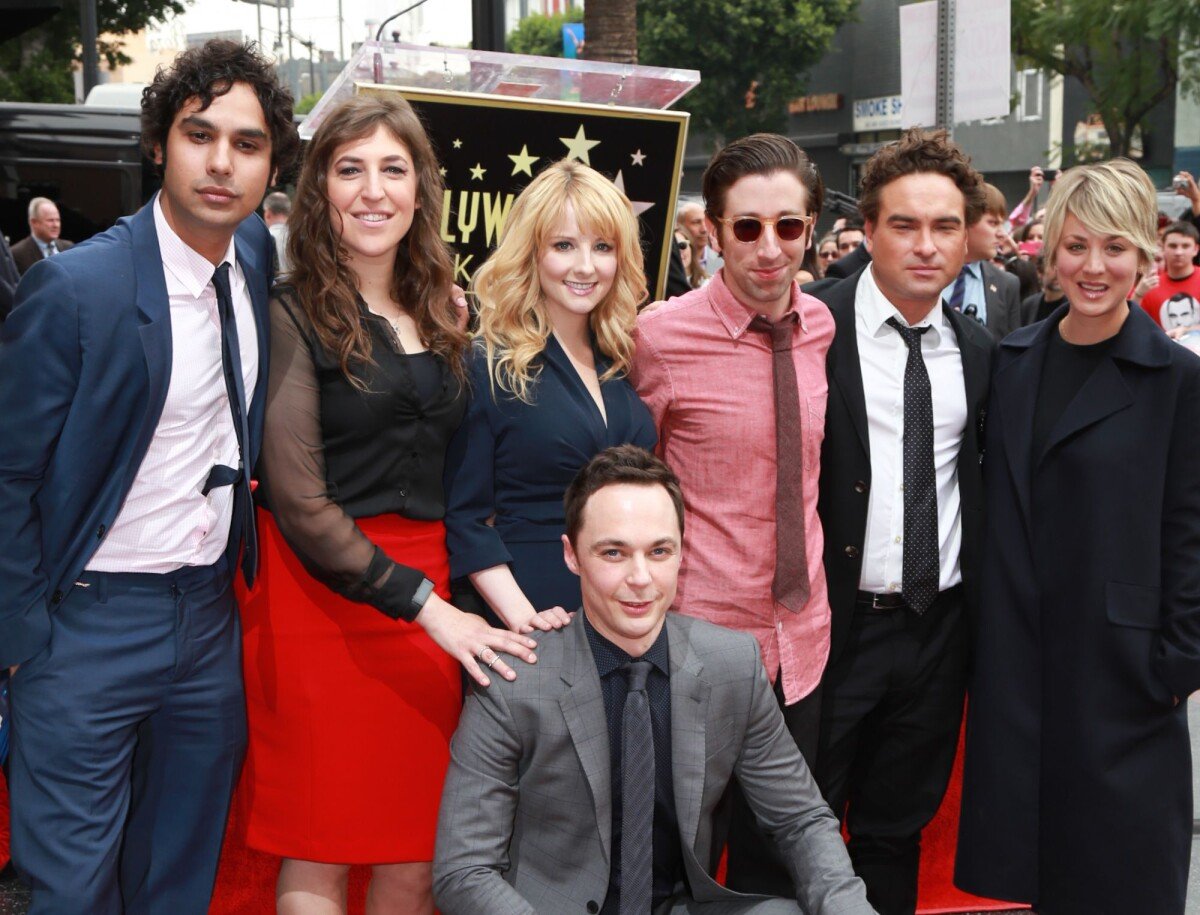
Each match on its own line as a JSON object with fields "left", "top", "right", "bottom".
{"left": 9, "top": 559, "right": 246, "bottom": 915}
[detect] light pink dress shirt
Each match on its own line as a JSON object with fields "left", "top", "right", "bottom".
{"left": 87, "top": 195, "right": 258, "bottom": 573}
{"left": 632, "top": 270, "right": 835, "bottom": 703}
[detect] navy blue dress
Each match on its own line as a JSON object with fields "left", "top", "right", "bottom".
{"left": 444, "top": 334, "right": 656, "bottom": 611}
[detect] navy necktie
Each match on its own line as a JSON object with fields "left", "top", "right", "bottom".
{"left": 947, "top": 266, "right": 968, "bottom": 312}
{"left": 620, "top": 659, "right": 654, "bottom": 915}
{"left": 210, "top": 263, "right": 258, "bottom": 585}
{"left": 886, "top": 317, "right": 939, "bottom": 615}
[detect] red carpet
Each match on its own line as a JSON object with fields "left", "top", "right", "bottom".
{"left": 0, "top": 721, "right": 1019, "bottom": 912}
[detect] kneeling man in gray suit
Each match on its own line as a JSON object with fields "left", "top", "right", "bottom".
{"left": 434, "top": 445, "right": 874, "bottom": 915}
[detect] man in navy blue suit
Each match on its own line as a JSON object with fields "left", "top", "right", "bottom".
{"left": 0, "top": 40, "right": 299, "bottom": 913}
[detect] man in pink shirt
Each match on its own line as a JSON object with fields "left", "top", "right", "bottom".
{"left": 631, "top": 133, "right": 834, "bottom": 897}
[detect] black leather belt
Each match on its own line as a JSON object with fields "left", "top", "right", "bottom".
{"left": 856, "top": 590, "right": 908, "bottom": 610}
{"left": 856, "top": 583, "right": 962, "bottom": 612}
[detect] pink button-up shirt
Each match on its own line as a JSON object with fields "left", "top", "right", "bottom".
{"left": 631, "top": 271, "right": 834, "bottom": 703}
{"left": 87, "top": 195, "right": 258, "bottom": 573}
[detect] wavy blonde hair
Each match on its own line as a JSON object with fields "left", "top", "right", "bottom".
{"left": 1042, "top": 158, "right": 1158, "bottom": 274}
{"left": 472, "top": 159, "right": 647, "bottom": 403}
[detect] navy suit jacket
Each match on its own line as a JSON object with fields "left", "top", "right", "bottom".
{"left": 0, "top": 201, "right": 274, "bottom": 668}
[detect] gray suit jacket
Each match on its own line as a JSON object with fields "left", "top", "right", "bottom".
{"left": 433, "top": 613, "right": 872, "bottom": 915}
{"left": 981, "top": 260, "right": 1023, "bottom": 341}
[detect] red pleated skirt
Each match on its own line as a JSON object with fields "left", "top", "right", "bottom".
{"left": 238, "top": 509, "right": 461, "bottom": 863}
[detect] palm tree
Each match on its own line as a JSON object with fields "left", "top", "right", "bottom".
{"left": 582, "top": 0, "right": 637, "bottom": 64}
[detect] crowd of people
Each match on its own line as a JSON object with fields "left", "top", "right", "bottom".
{"left": 1, "top": 36, "right": 1199, "bottom": 915}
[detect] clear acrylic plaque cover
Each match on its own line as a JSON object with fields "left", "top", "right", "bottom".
{"left": 301, "top": 40, "right": 700, "bottom": 139}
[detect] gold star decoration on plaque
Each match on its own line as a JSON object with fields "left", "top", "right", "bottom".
{"left": 631, "top": 149, "right": 647, "bottom": 166}
{"left": 438, "top": 167, "right": 447, "bottom": 177}
{"left": 452, "top": 138, "right": 463, "bottom": 149}
{"left": 611, "top": 171, "right": 654, "bottom": 217}
{"left": 508, "top": 145, "right": 539, "bottom": 177}
{"left": 469, "top": 163, "right": 487, "bottom": 181}
{"left": 558, "top": 125, "right": 600, "bottom": 165}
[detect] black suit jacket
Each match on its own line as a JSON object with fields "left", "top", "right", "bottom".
{"left": 12, "top": 235, "right": 74, "bottom": 275}
{"left": 813, "top": 267, "right": 995, "bottom": 667}
{"left": 980, "top": 260, "right": 1023, "bottom": 341}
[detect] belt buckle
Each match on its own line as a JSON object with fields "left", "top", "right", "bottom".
{"left": 871, "top": 593, "right": 888, "bottom": 610}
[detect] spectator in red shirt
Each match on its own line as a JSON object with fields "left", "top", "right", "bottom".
{"left": 1139, "top": 221, "right": 1200, "bottom": 329}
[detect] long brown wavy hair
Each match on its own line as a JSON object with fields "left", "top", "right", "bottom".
{"left": 286, "top": 93, "right": 468, "bottom": 382}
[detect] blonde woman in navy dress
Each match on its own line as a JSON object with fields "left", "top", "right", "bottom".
{"left": 444, "top": 160, "right": 656, "bottom": 628}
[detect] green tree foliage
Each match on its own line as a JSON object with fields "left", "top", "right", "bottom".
{"left": 1013, "top": 0, "right": 1200, "bottom": 159}
{"left": 507, "top": 8, "right": 584, "bottom": 58}
{"left": 639, "top": 0, "right": 856, "bottom": 143}
{"left": 295, "top": 91, "right": 322, "bottom": 115}
{"left": 0, "top": 0, "right": 187, "bottom": 102}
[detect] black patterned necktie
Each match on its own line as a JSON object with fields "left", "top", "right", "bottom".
{"left": 620, "top": 659, "right": 654, "bottom": 915}
{"left": 947, "top": 266, "right": 968, "bottom": 312}
{"left": 749, "top": 313, "right": 810, "bottom": 613}
{"left": 886, "top": 317, "right": 939, "bottom": 615}
{"left": 46, "top": 241, "right": 56, "bottom": 256}
{"left": 210, "top": 263, "right": 258, "bottom": 585}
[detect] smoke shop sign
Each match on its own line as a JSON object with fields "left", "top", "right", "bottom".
{"left": 853, "top": 95, "right": 903, "bottom": 132}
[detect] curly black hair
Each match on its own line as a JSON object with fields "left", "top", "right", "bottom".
{"left": 858, "top": 127, "right": 985, "bottom": 227}
{"left": 140, "top": 39, "right": 300, "bottom": 186}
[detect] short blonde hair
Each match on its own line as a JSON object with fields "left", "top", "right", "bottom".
{"left": 473, "top": 159, "right": 647, "bottom": 403}
{"left": 1043, "top": 158, "right": 1158, "bottom": 273}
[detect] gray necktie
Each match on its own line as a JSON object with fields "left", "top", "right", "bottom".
{"left": 620, "top": 659, "right": 654, "bottom": 915}
{"left": 886, "top": 317, "right": 939, "bottom": 615}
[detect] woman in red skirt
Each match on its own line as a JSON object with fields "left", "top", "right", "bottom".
{"left": 239, "top": 95, "right": 563, "bottom": 914}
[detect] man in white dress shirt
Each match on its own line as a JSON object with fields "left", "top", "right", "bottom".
{"left": 0, "top": 40, "right": 299, "bottom": 913}
{"left": 809, "top": 128, "right": 996, "bottom": 915}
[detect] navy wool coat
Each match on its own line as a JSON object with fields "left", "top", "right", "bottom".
{"left": 955, "top": 305, "right": 1200, "bottom": 915}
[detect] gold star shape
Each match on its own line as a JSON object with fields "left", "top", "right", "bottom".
{"left": 631, "top": 149, "right": 646, "bottom": 166}
{"left": 452, "top": 138, "right": 463, "bottom": 149}
{"left": 611, "top": 170, "right": 654, "bottom": 217}
{"left": 558, "top": 125, "right": 600, "bottom": 165}
{"left": 469, "top": 163, "right": 486, "bottom": 181}
{"left": 508, "top": 144, "right": 539, "bottom": 177}
{"left": 438, "top": 166, "right": 447, "bottom": 177}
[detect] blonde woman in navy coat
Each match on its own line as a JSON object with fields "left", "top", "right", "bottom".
{"left": 443, "top": 160, "right": 655, "bottom": 631}
{"left": 955, "top": 158, "right": 1200, "bottom": 915}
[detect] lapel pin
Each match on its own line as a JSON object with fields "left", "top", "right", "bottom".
{"left": 988, "top": 283, "right": 998, "bottom": 293}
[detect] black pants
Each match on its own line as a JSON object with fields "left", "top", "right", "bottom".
{"left": 814, "top": 588, "right": 968, "bottom": 915}
{"left": 722, "top": 673, "right": 822, "bottom": 897}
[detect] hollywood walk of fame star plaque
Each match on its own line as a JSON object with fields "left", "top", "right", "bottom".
{"left": 302, "top": 42, "right": 699, "bottom": 299}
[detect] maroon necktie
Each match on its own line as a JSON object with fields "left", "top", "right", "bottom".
{"left": 751, "top": 312, "right": 810, "bottom": 613}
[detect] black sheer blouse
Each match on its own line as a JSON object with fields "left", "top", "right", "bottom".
{"left": 258, "top": 292, "right": 465, "bottom": 621}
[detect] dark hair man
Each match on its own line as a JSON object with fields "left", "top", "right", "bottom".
{"left": 943, "top": 182, "right": 1023, "bottom": 339}
{"left": 11, "top": 197, "right": 75, "bottom": 275}
{"left": 0, "top": 40, "right": 297, "bottom": 912}
{"left": 434, "top": 445, "right": 873, "bottom": 915}
{"left": 632, "top": 133, "right": 835, "bottom": 896}
{"left": 261, "top": 189, "right": 292, "bottom": 274}
{"left": 810, "top": 128, "right": 994, "bottom": 915}
{"left": 836, "top": 220, "right": 865, "bottom": 256}
{"left": 1141, "top": 221, "right": 1200, "bottom": 329}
